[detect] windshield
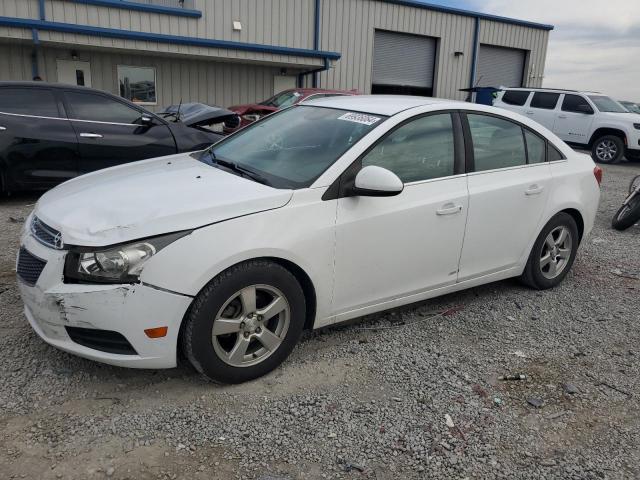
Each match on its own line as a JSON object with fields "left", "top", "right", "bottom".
{"left": 206, "top": 106, "right": 386, "bottom": 188}
{"left": 587, "top": 95, "right": 628, "bottom": 113}
{"left": 260, "top": 90, "right": 303, "bottom": 108}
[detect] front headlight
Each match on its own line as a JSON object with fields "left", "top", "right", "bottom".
{"left": 64, "top": 231, "right": 190, "bottom": 284}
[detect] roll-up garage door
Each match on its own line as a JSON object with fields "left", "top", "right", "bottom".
{"left": 372, "top": 30, "right": 436, "bottom": 96}
{"left": 476, "top": 45, "right": 526, "bottom": 88}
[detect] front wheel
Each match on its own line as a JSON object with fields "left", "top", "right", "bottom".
{"left": 182, "top": 260, "right": 306, "bottom": 384}
{"left": 612, "top": 194, "right": 640, "bottom": 231}
{"left": 520, "top": 213, "right": 579, "bottom": 290}
{"left": 592, "top": 135, "right": 624, "bottom": 164}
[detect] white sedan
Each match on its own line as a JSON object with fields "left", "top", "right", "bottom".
{"left": 17, "top": 96, "right": 602, "bottom": 383}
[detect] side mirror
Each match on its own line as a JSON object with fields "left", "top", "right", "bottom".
{"left": 576, "top": 104, "right": 593, "bottom": 115}
{"left": 140, "top": 115, "right": 154, "bottom": 125}
{"left": 352, "top": 165, "right": 404, "bottom": 197}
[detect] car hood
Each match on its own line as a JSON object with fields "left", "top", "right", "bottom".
{"left": 160, "top": 103, "right": 239, "bottom": 127}
{"left": 228, "top": 103, "right": 279, "bottom": 115}
{"left": 34, "top": 152, "right": 293, "bottom": 247}
{"left": 598, "top": 111, "right": 640, "bottom": 123}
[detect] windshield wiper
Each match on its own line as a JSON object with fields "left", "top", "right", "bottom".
{"left": 207, "top": 151, "right": 271, "bottom": 186}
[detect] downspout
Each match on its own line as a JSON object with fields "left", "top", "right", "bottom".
{"left": 312, "top": 0, "right": 321, "bottom": 87}
{"left": 298, "top": 57, "right": 329, "bottom": 88}
{"left": 31, "top": 0, "right": 46, "bottom": 79}
{"left": 467, "top": 16, "right": 480, "bottom": 101}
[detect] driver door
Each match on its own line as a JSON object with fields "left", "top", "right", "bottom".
{"left": 331, "top": 113, "right": 469, "bottom": 319}
{"left": 63, "top": 90, "right": 176, "bottom": 173}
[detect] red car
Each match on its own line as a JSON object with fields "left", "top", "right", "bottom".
{"left": 224, "top": 88, "right": 358, "bottom": 134}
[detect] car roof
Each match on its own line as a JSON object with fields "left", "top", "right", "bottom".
{"left": 503, "top": 87, "right": 602, "bottom": 95}
{"left": 302, "top": 95, "right": 466, "bottom": 116}
{"left": 0, "top": 81, "right": 102, "bottom": 92}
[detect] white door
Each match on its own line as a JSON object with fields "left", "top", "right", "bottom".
{"left": 273, "top": 75, "right": 297, "bottom": 95}
{"left": 458, "top": 113, "right": 551, "bottom": 280}
{"left": 523, "top": 92, "right": 560, "bottom": 131}
{"left": 332, "top": 113, "right": 469, "bottom": 316}
{"left": 553, "top": 94, "right": 595, "bottom": 144}
{"left": 56, "top": 60, "right": 92, "bottom": 87}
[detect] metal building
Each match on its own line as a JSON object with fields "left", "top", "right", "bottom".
{"left": 0, "top": 0, "right": 553, "bottom": 110}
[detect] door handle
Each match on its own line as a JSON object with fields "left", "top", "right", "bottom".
{"left": 436, "top": 203, "right": 463, "bottom": 216}
{"left": 558, "top": 114, "right": 567, "bottom": 119}
{"left": 80, "top": 132, "right": 103, "bottom": 139}
{"left": 525, "top": 111, "right": 534, "bottom": 115}
{"left": 525, "top": 184, "right": 544, "bottom": 196}
{"left": 0, "top": 126, "right": 6, "bottom": 131}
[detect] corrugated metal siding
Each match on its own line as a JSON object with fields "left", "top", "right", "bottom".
{"left": 318, "top": 0, "right": 549, "bottom": 98}
{"left": 318, "top": 0, "right": 476, "bottom": 100}
{"left": 0, "top": 42, "right": 285, "bottom": 109}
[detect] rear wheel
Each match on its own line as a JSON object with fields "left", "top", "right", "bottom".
{"left": 612, "top": 194, "right": 640, "bottom": 231}
{"left": 592, "top": 135, "right": 624, "bottom": 164}
{"left": 182, "top": 260, "right": 306, "bottom": 384}
{"left": 521, "top": 213, "right": 579, "bottom": 290}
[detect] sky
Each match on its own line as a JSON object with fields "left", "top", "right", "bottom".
{"left": 422, "top": 0, "right": 640, "bottom": 101}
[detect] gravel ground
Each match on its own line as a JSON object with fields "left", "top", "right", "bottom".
{"left": 1, "top": 161, "right": 639, "bottom": 480}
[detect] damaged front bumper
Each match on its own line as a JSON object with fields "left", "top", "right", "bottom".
{"left": 17, "top": 232, "right": 192, "bottom": 369}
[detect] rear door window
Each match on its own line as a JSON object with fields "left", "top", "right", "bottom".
{"left": 548, "top": 144, "right": 565, "bottom": 161}
{"left": 524, "top": 129, "right": 546, "bottom": 164}
{"left": 467, "top": 114, "right": 527, "bottom": 172}
{"left": 530, "top": 92, "right": 560, "bottom": 110}
{"left": 64, "top": 91, "right": 143, "bottom": 124}
{"left": 0, "top": 87, "right": 60, "bottom": 117}
{"left": 502, "top": 90, "right": 531, "bottom": 106}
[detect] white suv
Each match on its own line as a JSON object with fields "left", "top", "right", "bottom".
{"left": 494, "top": 88, "right": 640, "bottom": 164}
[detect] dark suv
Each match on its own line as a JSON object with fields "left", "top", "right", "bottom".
{"left": 0, "top": 82, "right": 226, "bottom": 194}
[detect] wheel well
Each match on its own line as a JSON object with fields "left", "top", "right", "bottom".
{"left": 267, "top": 257, "right": 317, "bottom": 330}
{"left": 589, "top": 128, "right": 627, "bottom": 147}
{"left": 561, "top": 208, "right": 584, "bottom": 242}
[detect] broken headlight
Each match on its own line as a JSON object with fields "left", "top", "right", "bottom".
{"left": 64, "top": 231, "right": 190, "bottom": 284}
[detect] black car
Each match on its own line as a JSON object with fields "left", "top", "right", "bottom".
{"left": 0, "top": 82, "right": 236, "bottom": 194}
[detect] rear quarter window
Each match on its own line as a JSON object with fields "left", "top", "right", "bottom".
{"left": 502, "top": 90, "right": 531, "bottom": 106}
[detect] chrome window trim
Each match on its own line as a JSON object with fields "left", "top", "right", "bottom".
{"left": 0, "top": 110, "right": 140, "bottom": 127}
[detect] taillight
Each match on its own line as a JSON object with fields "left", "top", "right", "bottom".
{"left": 593, "top": 166, "right": 603, "bottom": 186}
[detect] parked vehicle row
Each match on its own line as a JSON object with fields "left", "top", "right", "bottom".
{"left": 493, "top": 88, "right": 640, "bottom": 164}
{"left": 17, "top": 95, "right": 602, "bottom": 383}
{"left": 0, "top": 82, "right": 232, "bottom": 194}
{"left": 223, "top": 87, "right": 358, "bottom": 134}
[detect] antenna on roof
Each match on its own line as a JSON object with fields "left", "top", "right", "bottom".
{"left": 176, "top": 98, "right": 183, "bottom": 122}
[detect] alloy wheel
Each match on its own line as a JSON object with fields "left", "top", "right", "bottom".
{"left": 539, "top": 226, "right": 573, "bottom": 280}
{"left": 211, "top": 284, "right": 290, "bottom": 367}
{"left": 596, "top": 140, "right": 618, "bottom": 162}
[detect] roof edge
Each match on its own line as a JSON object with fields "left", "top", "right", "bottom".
{"left": 381, "top": 0, "right": 554, "bottom": 31}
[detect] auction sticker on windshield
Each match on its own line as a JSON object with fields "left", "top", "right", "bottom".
{"left": 338, "top": 112, "right": 381, "bottom": 126}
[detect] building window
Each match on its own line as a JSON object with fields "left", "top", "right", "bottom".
{"left": 117, "top": 66, "right": 157, "bottom": 105}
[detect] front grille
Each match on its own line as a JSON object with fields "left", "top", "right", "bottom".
{"left": 17, "top": 248, "right": 47, "bottom": 286}
{"left": 65, "top": 327, "right": 138, "bottom": 355}
{"left": 31, "top": 216, "right": 63, "bottom": 250}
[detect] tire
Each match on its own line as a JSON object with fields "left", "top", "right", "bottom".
{"left": 182, "top": 260, "right": 306, "bottom": 384}
{"left": 520, "top": 213, "right": 580, "bottom": 290}
{"left": 592, "top": 135, "right": 624, "bottom": 164}
{"left": 612, "top": 194, "right": 640, "bottom": 231}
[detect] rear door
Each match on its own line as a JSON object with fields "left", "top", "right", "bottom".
{"left": 0, "top": 86, "right": 78, "bottom": 190}
{"left": 524, "top": 92, "right": 561, "bottom": 130}
{"left": 553, "top": 94, "right": 595, "bottom": 144}
{"left": 62, "top": 89, "right": 176, "bottom": 174}
{"left": 458, "top": 112, "right": 551, "bottom": 280}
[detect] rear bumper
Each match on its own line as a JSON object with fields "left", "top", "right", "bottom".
{"left": 17, "top": 232, "right": 192, "bottom": 369}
